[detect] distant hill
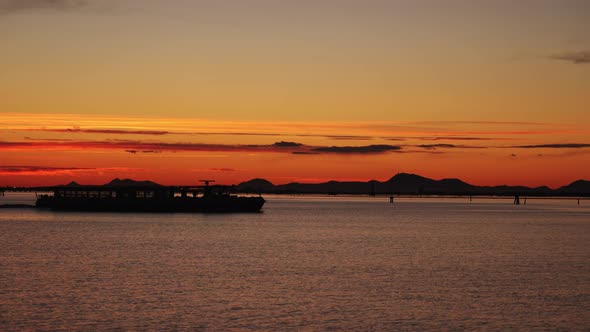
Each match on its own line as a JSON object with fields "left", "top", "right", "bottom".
{"left": 238, "top": 178, "right": 275, "bottom": 193}
{"left": 10, "top": 176, "right": 587, "bottom": 196}
{"left": 381, "top": 173, "right": 475, "bottom": 194}
{"left": 51, "top": 178, "right": 165, "bottom": 189}
{"left": 105, "top": 178, "right": 163, "bottom": 188}
{"left": 556, "top": 180, "right": 590, "bottom": 195}
{"left": 235, "top": 173, "right": 590, "bottom": 196}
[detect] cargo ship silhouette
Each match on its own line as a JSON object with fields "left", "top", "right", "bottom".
{"left": 36, "top": 179, "right": 265, "bottom": 213}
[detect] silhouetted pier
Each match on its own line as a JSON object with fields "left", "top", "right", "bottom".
{"left": 380, "top": 194, "right": 585, "bottom": 205}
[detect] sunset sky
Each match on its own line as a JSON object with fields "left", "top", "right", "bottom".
{"left": 1, "top": 0, "right": 589, "bottom": 187}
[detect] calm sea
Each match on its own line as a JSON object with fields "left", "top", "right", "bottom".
{"left": 1, "top": 193, "right": 589, "bottom": 331}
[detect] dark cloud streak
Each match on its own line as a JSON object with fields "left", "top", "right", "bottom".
{"left": 0, "top": 165, "right": 93, "bottom": 173}
{"left": 0, "top": 165, "right": 144, "bottom": 175}
{"left": 512, "top": 143, "right": 590, "bottom": 149}
{"left": 292, "top": 151, "right": 320, "bottom": 155}
{"left": 24, "top": 136, "right": 74, "bottom": 141}
{"left": 1, "top": 140, "right": 406, "bottom": 155}
{"left": 208, "top": 168, "right": 237, "bottom": 172}
{"left": 0, "top": 0, "right": 88, "bottom": 14}
{"left": 550, "top": 51, "right": 590, "bottom": 64}
{"left": 124, "top": 149, "right": 161, "bottom": 154}
{"left": 418, "top": 144, "right": 458, "bottom": 150}
{"left": 30, "top": 128, "right": 170, "bottom": 136}
{"left": 417, "top": 144, "right": 485, "bottom": 150}
{"left": 311, "top": 145, "right": 401, "bottom": 154}
{"left": 273, "top": 141, "right": 303, "bottom": 148}
{"left": 22, "top": 128, "right": 374, "bottom": 141}
{"left": 427, "top": 137, "right": 496, "bottom": 141}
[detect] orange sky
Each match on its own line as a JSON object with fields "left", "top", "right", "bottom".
{"left": 1, "top": 1, "right": 589, "bottom": 188}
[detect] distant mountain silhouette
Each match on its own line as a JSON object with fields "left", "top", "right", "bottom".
{"left": 237, "top": 173, "right": 590, "bottom": 196}
{"left": 6, "top": 176, "right": 589, "bottom": 196}
{"left": 382, "top": 173, "right": 475, "bottom": 194}
{"left": 105, "top": 178, "right": 163, "bottom": 188}
{"left": 556, "top": 180, "right": 590, "bottom": 195}
{"left": 238, "top": 178, "right": 275, "bottom": 193}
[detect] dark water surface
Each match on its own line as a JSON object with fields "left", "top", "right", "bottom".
{"left": 1, "top": 194, "right": 589, "bottom": 330}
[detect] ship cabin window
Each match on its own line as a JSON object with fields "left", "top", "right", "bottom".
{"left": 100, "top": 191, "right": 112, "bottom": 198}
{"left": 134, "top": 191, "right": 154, "bottom": 198}
{"left": 89, "top": 191, "right": 99, "bottom": 198}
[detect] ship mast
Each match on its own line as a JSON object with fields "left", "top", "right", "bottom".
{"left": 199, "top": 180, "right": 215, "bottom": 187}
{"left": 199, "top": 180, "right": 216, "bottom": 196}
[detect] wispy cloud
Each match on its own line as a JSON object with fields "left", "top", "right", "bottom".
{"left": 417, "top": 144, "right": 485, "bottom": 150}
{"left": 0, "top": 140, "right": 405, "bottom": 155}
{"left": 0, "top": 165, "right": 143, "bottom": 175}
{"left": 272, "top": 141, "right": 303, "bottom": 148}
{"left": 23, "top": 127, "right": 379, "bottom": 141}
{"left": 0, "top": 165, "right": 92, "bottom": 173}
{"left": 10, "top": 139, "right": 590, "bottom": 155}
{"left": 5, "top": 114, "right": 586, "bottom": 146}
{"left": 292, "top": 151, "right": 320, "bottom": 155}
{"left": 31, "top": 128, "right": 170, "bottom": 136}
{"left": 418, "top": 144, "right": 458, "bottom": 150}
{"left": 24, "top": 127, "right": 281, "bottom": 137}
{"left": 125, "top": 150, "right": 161, "bottom": 154}
{"left": 327, "top": 135, "right": 374, "bottom": 141}
{"left": 383, "top": 130, "right": 574, "bottom": 142}
{"left": 422, "top": 136, "right": 497, "bottom": 141}
{"left": 549, "top": 51, "right": 590, "bottom": 64}
{"left": 0, "top": 141, "right": 274, "bottom": 153}
{"left": 408, "top": 121, "right": 560, "bottom": 126}
{"left": 511, "top": 143, "right": 590, "bottom": 149}
{"left": 24, "top": 136, "right": 74, "bottom": 141}
{"left": 208, "top": 168, "right": 238, "bottom": 172}
{"left": 306, "top": 135, "right": 374, "bottom": 141}
{"left": 192, "top": 132, "right": 281, "bottom": 137}
{"left": 311, "top": 145, "right": 401, "bottom": 154}
{"left": 0, "top": 0, "right": 88, "bottom": 14}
